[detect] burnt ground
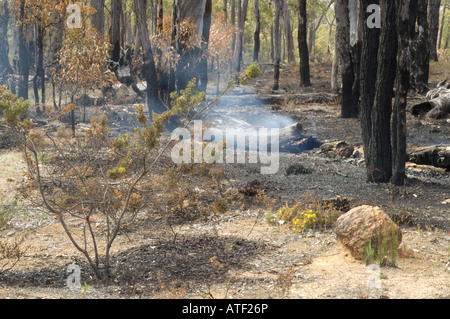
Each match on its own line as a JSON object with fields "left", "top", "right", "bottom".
{"left": 0, "top": 62, "right": 448, "bottom": 299}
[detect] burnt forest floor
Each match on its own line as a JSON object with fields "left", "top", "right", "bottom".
{"left": 0, "top": 62, "right": 448, "bottom": 299}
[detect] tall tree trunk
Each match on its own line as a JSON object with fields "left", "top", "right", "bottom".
{"left": 392, "top": 0, "right": 411, "bottom": 186}
{"left": 297, "top": 0, "right": 311, "bottom": 87}
{"left": 0, "top": 0, "right": 13, "bottom": 90}
{"left": 308, "top": 26, "right": 316, "bottom": 61}
{"left": 428, "top": 0, "right": 441, "bottom": 61}
{"left": 120, "top": 1, "right": 126, "bottom": 48}
{"left": 134, "top": 0, "right": 165, "bottom": 118}
{"left": 273, "top": 0, "right": 282, "bottom": 90}
{"left": 359, "top": 0, "right": 381, "bottom": 182}
{"left": 233, "top": 0, "right": 242, "bottom": 81}
{"left": 369, "top": 0, "right": 398, "bottom": 183}
{"left": 253, "top": 0, "right": 260, "bottom": 62}
{"left": 169, "top": 0, "right": 180, "bottom": 94}
{"left": 335, "top": 0, "right": 356, "bottom": 118}
{"left": 411, "top": 0, "right": 430, "bottom": 93}
{"left": 18, "top": 0, "right": 29, "bottom": 100}
{"left": 90, "top": 0, "right": 105, "bottom": 35}
{"left": 198, "top": 0, "right": 212, "bottom": 92}
{"left": 282, "top": 0, "right": 295, "bottom": 64}
{"left": 111, "top": 0, "right": 122, "bottom": 62}
{"left": 229, "top": 0, "right": 236, "bottom": 75}
{"left": 37, "top": 25, "right": 45, "bottom": 110}
{"left": 331, "top": 27, "right": 340, "bottom": 92}
{"left": 233, "top": 0, "right": 249, "bottom": 80}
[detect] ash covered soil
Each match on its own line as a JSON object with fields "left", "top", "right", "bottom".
{"left": 0, "top": 63, "right": 448, "bottom": 299}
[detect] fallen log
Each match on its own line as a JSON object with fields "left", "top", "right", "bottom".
{"left": 407, "top": 146, "right": 450, "bottom": 170}
{"left": 425, "top": 94, "right": 450, "bottom": 119}
{"left": 411, "top": 86, "right": 450, "bottom": 118}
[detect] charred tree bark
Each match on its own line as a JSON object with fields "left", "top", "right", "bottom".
{"left": 111, "top": 0, "right": 122, "bottom": 62}
{"left": 297, "top": 0, "right": 311, "bottom": 87}
{"left": 17, "top": 0, "right": 29, "bottom": 100}
{"left": 198, "top": 0, "right": 212, "bottom": 92}
{"left": 272, "top": 0, "right": 282, "bottom": 91}
{"left": 233, "top": 0, "right": 249, "bottom": 81}
{"left": 428, "top": 0, "right": 441, "bottom": 61}
{"left": 359, "top": 0, "right": 381, "bottom": 182}
{"left": 37, "top": 25, "right": 45, "bottom": 111}
{"left": 0, "top": 0, "right": 13, "bottom": 90}
{"left": 336, "top": 0, "right": 356, "bottom": 118}
{"left": 156, "top": 0, "right": 163, "bottom": 32}
{"left": 409, "top": 0, "right": 419, "bottom": 34}
{"left": 350, "top": 0, "right": 362, "bottom": 117}
{"left": 411, "top": 0, "right": 430, "bottom": 94}
{"left": 368, "top": 0, "right": 398, "bottom": 183}
{"left": 392, "top": 0, "right": 411, "bottom": 186}
{"left": 168, "top": 0, "right": 180, "bottom": 94}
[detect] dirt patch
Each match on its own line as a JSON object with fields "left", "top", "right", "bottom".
{"left": 0, "top": 207, "right": 448, "bottom": 299}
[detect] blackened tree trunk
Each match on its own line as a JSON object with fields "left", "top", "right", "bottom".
{"left": 18, "top": 0, "right": 29, "bottom": 100}
{"left": 111, "top": 0, "right": 122, "bottom": 62}
{"left": 297, "top": 0, "right": 311, "bottom": 87}
{"left": 411, "top": 0, "right": 430, "bottom": 93}
{"left": 369, "top": 0, "right": 398, "bottom": 183}
{"left": 272, "top": 0, "right": 282, "bottom": 90}
{"left": 134, "top": 0, "right": 165, "bottom": 118}
{"left": 253, "top": 0, "right": 260, "bottom": 62}
{"left": 169, "top": 0, "right": 180, "bottom": 94}
{"left": 0, "top": 0, "right": 13, "bottom": 90}
{"left": 36, "top": 25, "right": 45, "bottom": 111}
{"left": 392, "top": 0, "right": 411, "bottom": 186}
{"left": 156, "top": 0, "right": 163, "bottom": 32}
{"left": 409, "top": 0, "right": 419, "bottom": 34}
{"left": 359, "top": 0, "right": 381, "bottom": 182}
{"left": 428, "top": 0, "right": 441, "bottom": 61}
{"left": 335, "top": 0, "right": 356, "bottom": 118}
{"left": 198, "top": 0, "right": 212, "bottom": 92}
{"left": 90, "top": 0, "right": 105, "bottom": 35}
